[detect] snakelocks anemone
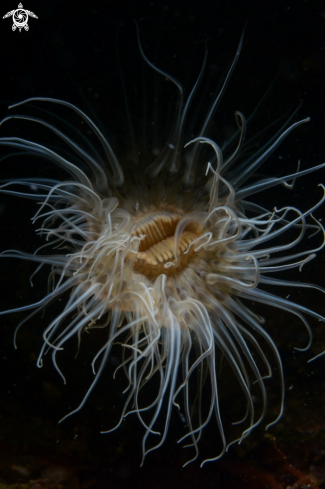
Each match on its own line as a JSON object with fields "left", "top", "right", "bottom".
{"left": 0, "top": 27, "right": 324, "bottom": 467}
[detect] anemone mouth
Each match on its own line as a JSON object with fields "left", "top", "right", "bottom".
{"left": 131, "top": 206, "right": 204, "bottom": 277}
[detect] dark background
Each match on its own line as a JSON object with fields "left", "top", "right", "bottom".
{"left": 0, "top": 0, "right": 324, "bottom": 488}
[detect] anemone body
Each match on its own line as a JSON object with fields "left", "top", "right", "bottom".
{"left": 0, "top": 31, "right": 324, "bottom": 466}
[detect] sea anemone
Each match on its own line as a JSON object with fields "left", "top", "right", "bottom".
{"left": 0, "top": 28, "right": 324, "bottom": 467}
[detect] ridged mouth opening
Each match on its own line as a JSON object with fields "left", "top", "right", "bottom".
{"left": 131, "top": 208, "right": 202, "bottom": 276}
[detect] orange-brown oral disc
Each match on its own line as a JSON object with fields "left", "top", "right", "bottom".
{"left": 131, "top": 208, "right": 203, "bottom": 277}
